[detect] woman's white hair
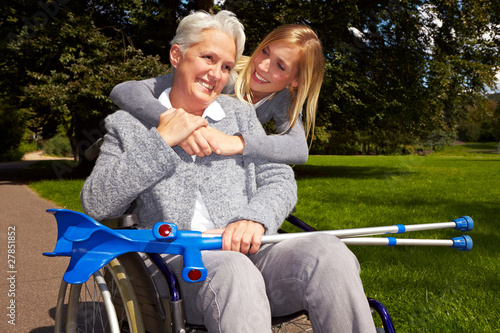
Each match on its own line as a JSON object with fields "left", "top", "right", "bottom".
{"left": 171, "top": 10, "right": 245, "bottom": 62}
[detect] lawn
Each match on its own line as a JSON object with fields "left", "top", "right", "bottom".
{"left": 28, "top": 144, "right": 500, "bottom": 332}
{"left": 291, "top": 153, "right": 500, "bottom": 332}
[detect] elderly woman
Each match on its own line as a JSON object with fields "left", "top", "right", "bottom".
{"left": 81, "top": 10, "right": 376, "bottom": 333}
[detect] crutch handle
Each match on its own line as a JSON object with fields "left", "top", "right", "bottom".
{"left": 453, "top": 216, "right": 474, "bottom": 232}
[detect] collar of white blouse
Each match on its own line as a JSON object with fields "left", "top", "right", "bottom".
{"left": 158, "top": 87, "right": 226, "bottom": 121}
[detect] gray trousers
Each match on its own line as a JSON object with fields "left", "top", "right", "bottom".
{"left": 154, "top": 234, "right": 376, "bottom": 333}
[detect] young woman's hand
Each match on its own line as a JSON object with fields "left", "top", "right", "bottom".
{"left": 205, "top": 127, "right": 245, "bottom": 156}
{"left": 178, "top": 126, "right": 221, "bottom": 157}
{"left": 157, "top": 109, "right": 244, "bottom": 157}
{"left": 177, "top": 126, "right": 244, "bottom": 157}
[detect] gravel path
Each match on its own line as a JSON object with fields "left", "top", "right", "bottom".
{"left": 0, "top": 154, "right": 69, "bottom": 333}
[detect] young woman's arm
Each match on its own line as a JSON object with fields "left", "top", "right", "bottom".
{"left": 111, "top": 78, "right": 309, "bottom": 164}
{"left": 241, "top": 89, "right": 309, "bottom": 164}
{"left": 110, "top": 75, "right": 174, "bottom": 126}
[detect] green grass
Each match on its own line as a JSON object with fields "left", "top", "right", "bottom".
{"left": 433, "top": 141, "right": 499, "bottom": 156}
{"left": 291, "top": 152, "right": 500, "bottom": 332}
{"left": 27, "top": 147, "right": 500, "bottom": 332}
{"left": 21, "top": 160, "right": 84, "bottom": 211}
{"left": 30, "top": 179, "right": 84, "bottom": 211}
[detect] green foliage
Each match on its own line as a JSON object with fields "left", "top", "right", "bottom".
{"left": 424, "top": 129, "right": 457, "bottom": 150}
{"left": 457, "top": 123, "right": 481, "bottom": 142}
{"left": 0, "top": 97, "right": 28, "bottom": 161}
{"left": 2, "top": 1, "right": 169, "bottom": 164}
{"left": 18, "top": 128, "right": 39, "bottom": 154}
{"left": 225, "top": 0, "right": 500, "bottom": 151}
{"left": 42, "top": 134, "right": 72, "bottom": 157}
{"left": 456, "top": 95, "right": 500, "bottom": 142}
{"left": 2, "top": 0, "right": 500, "bottom": 158}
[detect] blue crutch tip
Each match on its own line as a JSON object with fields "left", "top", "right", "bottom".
{"left": 451, "top": 235, "right": 473, "bottom": 251}
{"left": 453, "top": 216, "right": 474, "bottom": 232}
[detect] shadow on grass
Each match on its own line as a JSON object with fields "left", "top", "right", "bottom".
{"left": 0, "top": 160, "right": 80, "bottom": 184}
{"left": 462, "top": 143, "right": 498, "bottom": 150}
{"left": 293, "top": 165, "right": 412, "bottom": 179}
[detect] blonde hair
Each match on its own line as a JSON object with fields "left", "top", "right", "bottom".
{"left": 234, "top": 25, "right": 325, "bottom": 140}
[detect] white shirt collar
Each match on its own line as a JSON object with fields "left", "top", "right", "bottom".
{"left": 158, "top": 87, "right": 226, "bottom": 121}
{"left": 253, "top": 92, "right": 276, "bottom": 108}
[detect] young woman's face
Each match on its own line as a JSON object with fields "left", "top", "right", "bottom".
{"left": 249, "top": 41, "right": 300, "bottom": 103}
{"left": 170, "top": 29, "right": 236, "bottom": 114}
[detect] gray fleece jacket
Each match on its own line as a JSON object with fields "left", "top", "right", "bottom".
{"left": 109, "top": 74, "right": 309, "bottom": 164}
{"left": 80, "top": 94, "right": 297, "bottom": 234}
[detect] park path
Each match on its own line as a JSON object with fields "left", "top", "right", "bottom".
{"left": 0, "top": 153, "right": 70, "bottom": 333}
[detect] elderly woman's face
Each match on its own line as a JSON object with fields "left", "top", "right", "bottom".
{"left": 170, "top": 29, "right": 236, "bottom": 114}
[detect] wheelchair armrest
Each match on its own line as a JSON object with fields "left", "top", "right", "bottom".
{"left": 84, "top": 138, "right": 103, "bottom": 161}
{"left": 100, "top": 213, "right": 140, "bottom": 229}
{"left": 285, "top": 214, "right": 317, "bottom": 232}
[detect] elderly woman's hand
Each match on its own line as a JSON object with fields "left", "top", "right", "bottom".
{"left": 205, "top": 220, "right": 265, "bottom": 255}
{"left": 157, "top": 108, "right": 208, "bottom": 147}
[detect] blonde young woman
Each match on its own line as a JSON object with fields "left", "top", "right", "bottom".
{"left": 110, "top": 24, "right": 325, "bottom": 164}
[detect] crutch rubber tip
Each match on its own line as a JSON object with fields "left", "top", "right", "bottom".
{"left": 453, "top": 216, "right": 474, "bottom": 232}
{"left": 451, "top": 235, "right": 473, "bottom": 251}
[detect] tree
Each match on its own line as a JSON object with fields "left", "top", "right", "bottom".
{"left": 0, "top": 0, "right": 217, "bottom": 162}
{"left": 2, "top": 0, "right": 499, "bottom": 161}
{"left": 224, "top": 0, "right": 500, "bottom": 153}
{"left": 2, "top": 1, "right": 169, "bottom": 172}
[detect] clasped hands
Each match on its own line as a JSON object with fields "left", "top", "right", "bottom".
{"left": 157, "top": 108, "right": 244, "bottom": 157}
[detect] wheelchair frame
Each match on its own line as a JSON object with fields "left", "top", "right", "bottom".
{"left": 52, "top": 213, "right": 396, "bottom": 333}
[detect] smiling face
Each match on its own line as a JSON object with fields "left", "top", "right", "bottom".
{"left": 169, "top": 29, "right": 236, "bottom": 115}
{"left": 249, "top": 41, "right": 301, "bottom": 104}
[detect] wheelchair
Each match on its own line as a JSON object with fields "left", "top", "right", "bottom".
{"left": 52, "top": 212, "right": 395, "bottom": 333}
{"left": 52, "top": 139, "right": 395, "bottom": 332}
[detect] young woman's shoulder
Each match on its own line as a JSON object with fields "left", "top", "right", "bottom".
{"left": 217, "top": 94, "right": 254, "bottom": 115}
{"left": 256, "top": 88, "right": 292, "bottom": 123}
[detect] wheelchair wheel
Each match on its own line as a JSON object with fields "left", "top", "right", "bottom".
{"left": 62, "top": 258, "right": 145, "bottom": 333}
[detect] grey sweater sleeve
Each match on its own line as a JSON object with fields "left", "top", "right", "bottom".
{"left": 111, "top": 77, "right": 309, "bottom": 164}
{"left": 109, "top": 75, "right": 174, "bottom": 126}
{"left": 80, "top": 111, "right": 182, "bottom": 221}
{"left": 241, "top": 89, "right": 309, "bottom": 164}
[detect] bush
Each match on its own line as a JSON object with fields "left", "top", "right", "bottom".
{"left": 425, "top": 129, "right": 457, "bottom": 150}
{"left": 0, "top": 148, "right": 24, "bottom": 161}
{"left": 457, "top": 123, "right": 481, "bottom": 142}
{"left": 42, "top": 135, "right": 72, "bottom": 157}
{"left": 404, "top": 145, "right": 416, "bottom": 154}
{"left": 492, "top": 120, "right": 500, "bottom": 141}
{"left": 0, "top": 107, "right": 27, "bottom": 161}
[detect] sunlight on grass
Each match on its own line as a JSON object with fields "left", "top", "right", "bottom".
{"left": 28, "top": 152, "right": 500, "bottom": 332}
{"left": 29, "top": 179, "right": 84, "bottom": 212}
{"left": 292, "top": 154, "right": 500, "bottom": 332}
